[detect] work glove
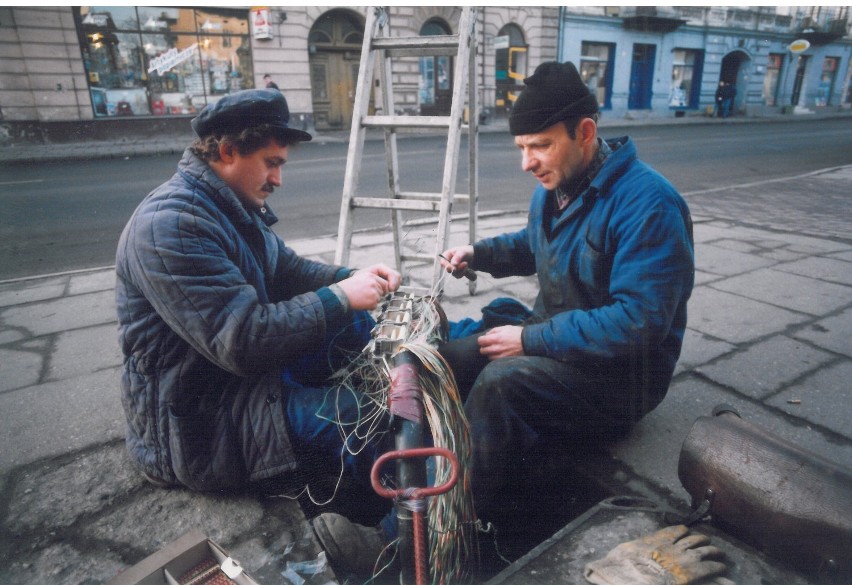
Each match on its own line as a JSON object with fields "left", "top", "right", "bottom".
{"left": 584, "top": 524, "right": 735, "bottom": 585}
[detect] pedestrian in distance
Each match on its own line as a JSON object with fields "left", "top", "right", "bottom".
{"left": 437, "top": 61, "right": 695, "bottom": 529}
{"left": 114, "top": 88, "right": 402, "bottom": 575}
{"left": 722, "top": 82, "right": 736, "bottom": 118}
{"left": 714, "top": 81, "right": 726, "bottom": 117}
{"left": 263, "top": 73, "right": 280, "bottom": 90}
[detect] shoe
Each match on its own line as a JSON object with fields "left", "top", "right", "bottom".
{"left": 311, "top": 512, "right": 389, "bottom": 576}
{"left": 142, "top": 471, "right": 174, "bottom": 489}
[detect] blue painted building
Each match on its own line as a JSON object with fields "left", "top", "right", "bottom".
{"left": 557, "top": 7, "right": 852, "bottom": 120}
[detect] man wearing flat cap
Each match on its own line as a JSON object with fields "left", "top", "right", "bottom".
{"left": 439, "top": 61, "right": 694, "bottom": 529}
{"left": 115, "top": 89, "right": 401, "bottom": 572}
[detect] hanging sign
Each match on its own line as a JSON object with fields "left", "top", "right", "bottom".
{"left": 788, "top": 39, "right": 810, "bottom": 54}
{"left": 251, "top": 6, "right": 272, "bottom": 40}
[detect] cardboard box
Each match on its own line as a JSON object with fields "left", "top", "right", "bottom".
{"left": 106, "top": 529, "right": 261, "bottom": 585}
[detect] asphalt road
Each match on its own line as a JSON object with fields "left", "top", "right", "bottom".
{"left": 0, "top": 118, "right": 850, "bottom": 281}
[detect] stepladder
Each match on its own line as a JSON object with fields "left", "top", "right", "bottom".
{"left": 334, "top": 7, "right": 480, "bottom": 297}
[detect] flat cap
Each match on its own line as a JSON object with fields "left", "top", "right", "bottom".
{"left": 191, "top": 89, "right": 312, "bottom": 143}
{"left": 509, "top": 61, "right": 598, "bottom": 136}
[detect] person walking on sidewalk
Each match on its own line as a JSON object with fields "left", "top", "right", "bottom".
{"left": 437, "top": 61, "right": 695, "bottom": 525}
{"left": 115, "top": 89, "right": 401, "bottom": 575}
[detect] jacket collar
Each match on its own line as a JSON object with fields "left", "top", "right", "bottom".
{"left": 546, "top": 136, "right": 636, "bottom": 234}
{"left": 587, "top": 136, "right": 635, "bottom": 199}
{"left": 177, "top": 148, "right": 279, "bottom": 227}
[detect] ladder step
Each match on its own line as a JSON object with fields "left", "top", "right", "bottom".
{"left": 362, "top": 115, "right": 451, "bottom": 130}
{"left": 372, "top": 35, "right": 460, "bottom": 57}
{"left": 399, "top": 253, "right": 435, "bottom": 263}
{"left": 398, "top": 191, "right": 470, "bottom": 203}
{"left": 351, "top": 197, "right": 441, "bottom": 212}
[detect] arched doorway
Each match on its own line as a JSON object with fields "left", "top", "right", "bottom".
{"left": 719, "top": 50, "right": 751, "bottom": 115}
{"left": 308, "top": 9, "right": 364, "bottom": 131}
{"left": 419, "top": 18, "right": 453, "bottom": 116}
{"left": 495, "top": 24, "right": 527, "bottom": 115}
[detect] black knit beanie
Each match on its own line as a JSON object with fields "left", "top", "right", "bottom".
{"left": 509, "top": 61, "right": 599, "bottom": 136}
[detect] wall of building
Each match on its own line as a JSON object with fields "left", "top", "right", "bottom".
{"left": 4, "top": 6, "right": 846, "bottom": 144}
{"left": 0, "top": 7, "right": 91, "bottom": 133}
{"left": 558, "top": 7, "right": 852, "bottom": 121}
{"left": 1, "top": 6, "right": 558, "bottom": 142}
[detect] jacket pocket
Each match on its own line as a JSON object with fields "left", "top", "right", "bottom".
{"left": 168, "top": 404, "right": 246, "bottom": 491}
{"left": 578, "top": 225, "right": 611, "bottom": 303}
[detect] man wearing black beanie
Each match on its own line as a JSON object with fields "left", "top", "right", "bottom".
{"left": 439, "top": 61, "right": 695, "bottom": 534}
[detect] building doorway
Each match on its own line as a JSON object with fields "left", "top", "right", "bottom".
{"left": 308, "top": 9, "right": 365, "bottom": 131}
{"left": 419, "top": 18, "right": 453, "bottom": 116}
{"left": 720, "top": 50, "right": 750, "bottom": 115}
{"left": 494, "top": 24, "right": 527, "bottom": 115}
{"left": 628, "top": 43, "right": 656, "bottom": 110}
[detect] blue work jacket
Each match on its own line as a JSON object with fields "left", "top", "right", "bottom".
{"left": 472, "top": 137, "right": 694, "bottom": 396}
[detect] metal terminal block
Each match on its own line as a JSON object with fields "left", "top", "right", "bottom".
{"left": 373, "top": 322, "right": 409, "bottom": 356}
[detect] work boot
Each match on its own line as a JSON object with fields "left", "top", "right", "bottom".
{"left": 311, "top": 512, "right": 389, "bottom": 576}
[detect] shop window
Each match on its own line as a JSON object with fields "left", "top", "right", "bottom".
{"left": 763, "top": 53, "right": 783, "bottom": 107}
{"left": 818, "top": 57, "right": 839, "bottom": 106}
{"left": 419, "top": 56, "right": 436, "bottom": 105}
{"left": 580, "top": 42, "right": 615, "bottom": 110}
{"left": 670, "top": 48, "right": 703, "bottom": 109}
{"left": 845, "top": 60, "right": 852, "bottom": 105}
{"left": 418, "top": 19, "right": 453, "bottom": 115}
{"left": 76, "top": 6, "right": 251, "bottom": 119}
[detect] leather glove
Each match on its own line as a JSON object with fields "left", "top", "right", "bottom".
{"left": 584, "top": 525, "right": 735, "bottom": 585}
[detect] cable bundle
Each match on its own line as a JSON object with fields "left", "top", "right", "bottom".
{"left": 328, "top": 293, "right": 479, "bottom": 584}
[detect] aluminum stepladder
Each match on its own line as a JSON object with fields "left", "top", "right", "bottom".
{"left": 334, "top": 6, "right": 479, "bottom": 296}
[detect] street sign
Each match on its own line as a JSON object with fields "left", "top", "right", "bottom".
{"left": 251, "top": 6, "right": 272, "bottom": 40}
{"left": 493, "top": 35, "right": 510, "bottom": 50}
{"left": 788, "top": 39, "right": 810, "bottom": 54}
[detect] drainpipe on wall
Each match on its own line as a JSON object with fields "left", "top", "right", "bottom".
{"left": 558, "top": 6, "right": 565, "bottom": 62}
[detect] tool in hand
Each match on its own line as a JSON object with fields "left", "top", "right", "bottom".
{"left": 438, "top": 254, "right": 477, "bottom": 282}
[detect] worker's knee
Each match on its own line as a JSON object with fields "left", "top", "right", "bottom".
{"left": 466, "top": 357, "right": 535, "bottom": 409}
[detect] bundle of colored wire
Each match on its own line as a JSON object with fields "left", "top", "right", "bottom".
{"left": 400, "top": 338, "right": 478, "bottom": 585}
{"left": 324, "top": 294, "right": 479, "bottom": 584}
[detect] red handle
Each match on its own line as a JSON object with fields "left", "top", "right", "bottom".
{"left": 371, "top": 447, "right": 459, "bottom": 499}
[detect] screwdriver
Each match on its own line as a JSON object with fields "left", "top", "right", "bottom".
{"left": 438, "top": 253, "right": 477, "bottom": 281}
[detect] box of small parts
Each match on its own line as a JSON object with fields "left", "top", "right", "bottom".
{"left": 106, "top": 529, "right": 261, "bottom": 585}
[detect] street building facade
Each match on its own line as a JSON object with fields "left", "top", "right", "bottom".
{"left": 0, "top": 6, "right": 849, "bottom": 144}
{"left": 559, "top": 6, "right": 852, "bottom": 119}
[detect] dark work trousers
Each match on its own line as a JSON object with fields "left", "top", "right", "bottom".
{"left": 280, "top": 310, "right": 396, "bottom": 536}
{"left": 438, "top": 333, "right": 636, "bottom": 517}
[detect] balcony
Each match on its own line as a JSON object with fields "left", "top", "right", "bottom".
{"left": 796, "top": 12, "right": 849, "bottom": 45}
{"left": 620, "top": 7, "right": 686, "bottom": 33}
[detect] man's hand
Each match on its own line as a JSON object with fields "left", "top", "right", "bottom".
{"left": 478, "top": 325, "right": 524, "bottom": 360}
{"left": 439, "top": 245, "right": 474, "bottom": 279}
{"left": 337, "top": 264, "right": 400, "bottom": 310}
{"left": 360, "top": 263, "right": 402, "bottom": 292}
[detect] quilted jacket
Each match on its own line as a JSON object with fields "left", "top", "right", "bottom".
{"left": 115, "top": 148, "right": 350, "bottom": 491}
{"left": 472, "top": 137, "right": 694, "bottom": 408}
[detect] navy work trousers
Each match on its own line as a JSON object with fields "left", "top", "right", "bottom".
{"left": 438, "top": 333, "right": 637, "bottom": 515}
{"left": 281, "top": 310, "right": 395, "bottom": 533}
